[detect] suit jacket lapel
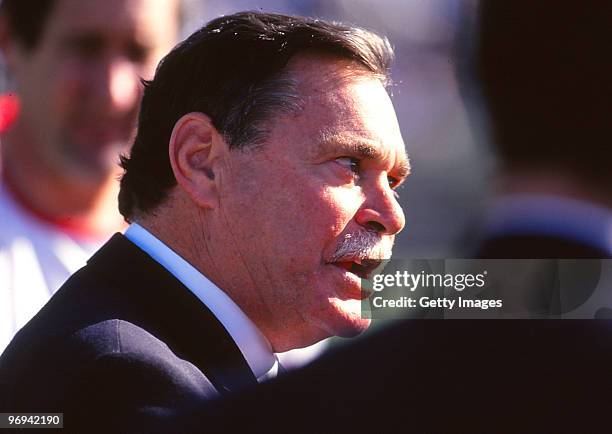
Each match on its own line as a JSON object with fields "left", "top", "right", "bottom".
{"left": 86, "top": 233, "right": 258, "bottom": 394}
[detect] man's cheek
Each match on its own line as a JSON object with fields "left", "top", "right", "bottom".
{"left": 323, "top": 187, "right": 363, "bottom": 224}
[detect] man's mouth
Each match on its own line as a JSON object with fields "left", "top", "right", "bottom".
{"left": 332, "top": 258, "right": 382, "bottom": 280}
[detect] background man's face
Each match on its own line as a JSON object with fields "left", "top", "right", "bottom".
{"left": 209, "top": 56, "right": 408, "bottom": 350}
{"left": 9, "top": 0, "right": 178, "bottom": 180}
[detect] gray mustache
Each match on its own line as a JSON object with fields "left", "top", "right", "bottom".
{"left": 329, "top": 229, "right": 393, "bottom": 262}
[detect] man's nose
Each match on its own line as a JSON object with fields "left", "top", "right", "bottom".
{"left": 355, "top": 181, "right": 406, "bottom": 236}
{"left": 97, "top": 58, "right": 140, "bottom": 114}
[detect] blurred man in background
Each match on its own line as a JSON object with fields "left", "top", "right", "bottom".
{"left": 0, "top": 0, "right": 179, "bottom": 351}
{"left": 473, "top": 0, "right": 612, "bottom": 258}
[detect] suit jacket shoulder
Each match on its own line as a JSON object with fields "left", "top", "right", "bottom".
{"left": 0, "top": 234, "right": 257, "bottom": 430}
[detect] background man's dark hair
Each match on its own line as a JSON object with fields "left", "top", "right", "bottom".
{"left": 475, "top": 0, "right": 612, "bottom": 186}
{"left": 0, "top": 0, "right": 56, "bottom": 50}
{"left": 119, "top": 11, "right": 393, "bottom": 222}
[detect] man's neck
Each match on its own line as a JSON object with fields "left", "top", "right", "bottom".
{"left": 1, "top": 130, "right": 125, "bottom": 238}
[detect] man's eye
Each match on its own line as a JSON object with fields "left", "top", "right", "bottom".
{"left": 388, "top": 177, "right": 401, "bottom": 199}
{"left": 335, "top": 157, "right": 360, "bottom": 174}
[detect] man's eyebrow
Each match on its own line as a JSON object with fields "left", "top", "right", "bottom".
{"left": 315, "top": 134, "right": 411, "bottom": 179}
{"left": 314, "top": 134, "right": 382, "bottom": 159}
{"left": 394, "top": 157, "right": 411, "bottom": 180}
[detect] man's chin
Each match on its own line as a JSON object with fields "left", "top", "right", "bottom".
{"left": 328, "top": 298, "right": 372, "bottom": 338}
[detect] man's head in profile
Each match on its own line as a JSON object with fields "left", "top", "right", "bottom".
{"left": 119, "top": 12, "right": 410, "bottom": 352}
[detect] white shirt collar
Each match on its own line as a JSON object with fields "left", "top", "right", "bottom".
{"left": 124, "top": 223, "right": 277, "bottom": 382}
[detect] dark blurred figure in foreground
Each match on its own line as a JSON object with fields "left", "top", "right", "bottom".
{"left": 0, "top": 0, "right": 179, "bottom": 351}
{"left": 178, "top": 321, "right": 612, "bottom": 433}
{"left": 172, "top": 3, "right": 612, "bottom": 432}
{"left": 473, "top": 0, "right": 612, "bottom": 258}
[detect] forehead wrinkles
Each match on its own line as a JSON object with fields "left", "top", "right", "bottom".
{"left": 305, "top": 76, "right": 393, "bottom": 149}
{"left": 265, "top": 56, "right": 402, "bottom": 165}
{"left": 297, "top": 75, "right": 383, "bottom": 141}
{"left": 286, "top": 53, "right": 384, "bottom": 100}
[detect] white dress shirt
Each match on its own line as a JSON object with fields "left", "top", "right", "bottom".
{"left": 0, "top": 182, "right": 104, "bottom": 353}
{"left": 124, "top": 223, "right": 278, "bottom": 382}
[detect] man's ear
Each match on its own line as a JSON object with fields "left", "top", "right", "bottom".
{"left": 168, "top": 112, "right": 227, "bottom": 209}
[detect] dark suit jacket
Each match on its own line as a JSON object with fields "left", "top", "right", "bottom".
{"left": 183, "top": 320, "right": 612, "bottom": 433}
{"left": 0, "top": 234, "right": 257, "bottom": 432}
{"left": 478, "top": 233, "right": 611, "bottom": 258}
